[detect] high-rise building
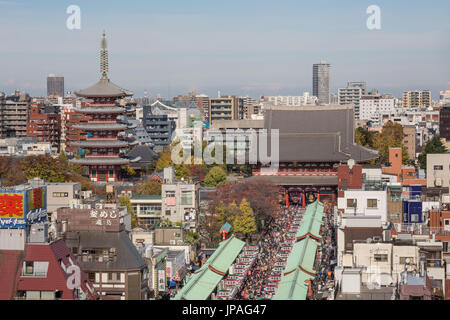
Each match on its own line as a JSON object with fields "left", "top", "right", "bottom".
{"left": 68, "top": 32, "right": 138, "bottom": 182}
{"left": 47, "top": 74, "right": 64, "bottom": 97}
{"left": 402, "top": 90, "right": 431, "bottom": 108}
{"left": 26, "top": 104, "right": 61, "bottom": 153}
{"left": 313, "top": 61, "right": 331, "bottom": 105}
{"left": 338, "top": 82, "right": 367, "bottom": 119}
{"left": 440, "top": 103, "right": 450, "bottom": 141}
{"left": 359, "top": 93, "right": 395, "bottom": 122}
{"left": 440, "top": 83, "right": 450, "bottom": 106}
{"left": 0, "top": 90, "right": 31, "bottom": 138}
{"left": 208, "top": 96, "right": 243, "bottom": 124}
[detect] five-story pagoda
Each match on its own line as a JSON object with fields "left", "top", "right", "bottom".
{"left": 69, "top": 32, "right": 139, "bottom": 182}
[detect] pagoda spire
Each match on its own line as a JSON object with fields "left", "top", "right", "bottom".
{"left": 100, "top": 31, "right": 109, "bottom": 80}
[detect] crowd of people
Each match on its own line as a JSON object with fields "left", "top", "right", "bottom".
{"left": 311, "top": 203, "right": 337, "bottom": 300}
{"left": 237, "top": 204, "right": 305, "bottom": 300}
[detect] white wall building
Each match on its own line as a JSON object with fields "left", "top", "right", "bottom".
{"left": 337, "top": 190, "right": 388, "bottom": 223}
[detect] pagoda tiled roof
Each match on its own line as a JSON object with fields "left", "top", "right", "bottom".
{"left": 75, "top": 78, "right": 133, "bottom": 98}
{"left": 72, "top": 123, "right": 127, "bottom": 131}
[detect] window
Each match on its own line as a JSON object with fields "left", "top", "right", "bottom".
{"left": 411, "top": 214, "right": 419, "bottom": 222}
{"left": 400, "top": 257, "right": 414, "bottom": 264}
{"left": 434, "top": 165, "right": 443, "bottom": 171}
{"left": 374, "top": 254, "right": 388, "bottom": 262}
{"left": 445, "top": 220, "right": 450, "bottom": 226}
{"left": 347, "top": 199, "right": 357, "bottom": 208}
{"left": 165, "top": 191, "right": 175, "bottom": 198}
{"left": 109, "top": 170, "right": 114, "bottom": 178}
{"left": 88, "top": 272, "right": 95, "bottom": 283}
{"left": 52, "top": 192, "right": 68, "bottom": 198}
{"left": 367, "top": 199, "right": 378, "bottom": 208}
{"left": 108, "top": 272, "right": 113, "bottom": 281}
{"left": 181, "top": 191, "right": 192, "bottom": 205}
{"left": 25, "top": 262, "right": 34, "bottom": 275}
{"left": 390, "top": 213, "right": 400, "bottom": 219}
{"left": 166, "top": 210, "right": 171, "bottom": 216}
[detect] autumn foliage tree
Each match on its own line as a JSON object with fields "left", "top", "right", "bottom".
{"left": 137, "top": 180, "right": 162, "bottom": 195}
{"left": 208, "top": 180, "right": 280, "bottom": 231}
{"left": 0, "top": 157, "right": 26, "bottom": 186}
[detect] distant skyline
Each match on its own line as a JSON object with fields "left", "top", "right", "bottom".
{"left": 0, "top": 0, "right": 449, "bottom": 99}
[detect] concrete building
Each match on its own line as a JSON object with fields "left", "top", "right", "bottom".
{"left": 161, "top": 167, "right": 199, "bottom": 229}
{"left": 338, "top": 82, "right": 366, "bottom": 119}
{"left": 142, "top": 104, "right": 176, "bottom": 152}
{"left": 402, "top": 90, "right": 432, "bottom": 109}
{"left": 0, "top": 90, "right": 31, "bottom": 138}
{"left": 359, "top": 94, "right": 395, "bottom": 122}
{"left": 440, "top": 83, "right": 450, "bottom": 106}
{"left": 338, "top": 189, "right": 388, "bottom": 223}
{"left": 26, "top": 104, "right": 61, "bottom": 153}
{"left": 208, "top": 96, "right": 244, "bottom": 124}
{"left": 402, "top": 125, "right": 416, "bottom": 161}
{"left": 56, "top": 206, "right": 149, "bottom": 300}
{"left": 313, "top": 61, "right": 331, "bottom": 105}
{"left": 0, "top": 137, "right": 52, "bottom": 156}
{"left": 440, "top": 103, "right": 450, "bottom": 142}
{"left": 131, "top": 195, "right": 162, "bottom": 227}
{"left": 47, "top": 74, "right": 64, "bottom": 97}
{"left": 266, "top": 93, "right": 318, "bottom": 106}
{"left": 427, "top": 154, "right": 450, "bottom": 190}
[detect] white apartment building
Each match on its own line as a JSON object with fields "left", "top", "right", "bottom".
{"left": 338, "top": 82, "right": 366, "bottom": 119}
{"left": 426, "top": 154, "right": 450, "bottom": 190}
{"left": 440, "top": 83, "right": 450, "bottom": 106}
{"left": 360, "top": 95, "right": 395, "bottom": 122}
{"left": 266, "top": 92, "right": 318, "bottom": 106}
{"left": 161, "top": 167, "right": 199, "bottom": 230}
{"left": 337, "top": 190, "right": 388, "bottom": 223}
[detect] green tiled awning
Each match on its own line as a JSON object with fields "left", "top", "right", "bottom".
{"left": 174, "top": 235, "right": 245, "bottom": 300}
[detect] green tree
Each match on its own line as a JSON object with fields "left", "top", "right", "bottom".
{"left": 137, "top": 180, "right": 162, "bottom": 195}
{"left": 233, "top": 198, "right": 257, "bottom": 241}
{"left": 216, "top": 201, "right": 239, "bottom": 228}
{"left": 118, "top": 195, "right": 137, "bottom": 228}
{"left": 184, "top": 231, "right": 199, "bottom": 245}
{"left": 418, "top": 135, "right": 447, "bottom": 170}
{"left": 355, "top": 127, "right": 376, "bottom": 148}
{"left": 204, "top": 166, "right": 227, "bottom": 187}
{"left": 175, "top": 164, "right": 191, "bottom": 180}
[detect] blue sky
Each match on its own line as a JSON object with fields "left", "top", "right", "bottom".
{"left": 0, "top": 0, "right": 449, "bottom": 98}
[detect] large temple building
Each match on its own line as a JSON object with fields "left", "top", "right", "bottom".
{"left": 69, "top": 33, "right": 139, "bottom": 182}
{"left": 246, "top": 105, "right": 379, "bottom": 206}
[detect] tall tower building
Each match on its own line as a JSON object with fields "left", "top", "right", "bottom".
{"left": 69, "top": 32, "right": 138, "bottom": 182}
{"left": 313, "top": 61, "right": 331, "bottom": 105}
{"left": 47, "top": 74, "right": 64, "bottom": 97}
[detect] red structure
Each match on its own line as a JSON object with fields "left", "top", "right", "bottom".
{"left": 0, "top": 240, "right": 98, "bottom": 300}
{"left": 64, "top": 102, "right": 91, "bottom": 155}
{"left": 69, "top": 32, "right": 138, "bottom": 182}
{"left": 26, "top": 104, "right": 61, "bottom": 152}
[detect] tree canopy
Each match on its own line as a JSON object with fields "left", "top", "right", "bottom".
{"left": 203, "top": 166, "right": 227, "bottom": 187}
{"left": 118, "top": 195, "right": 137, "bottom": 227}
{"left": 137, "top": 180, "right": 162, "bottom": 195}
{"left": 233, "top": 198, "right": 257, "bottom": 240}
{"left": 418, "top": 135, "right": 447, "bottom": 170}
